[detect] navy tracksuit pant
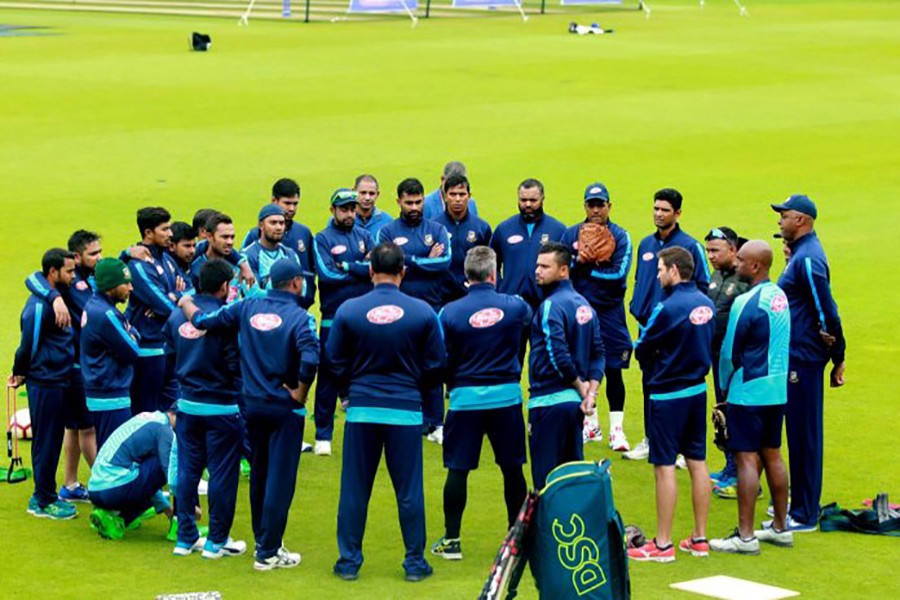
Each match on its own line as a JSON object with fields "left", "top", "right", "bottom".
{"left": 90, "top": 455, "right": 167, "bottom": 524}
{"left": 314, "top": 324, "right": 339, "bottom": 442}
{"left": 92, "top": 408, "right": 131, "bottom": 450}
{"left": 176, "top": 412, "right": 242, "bottom": 545}
{"left": 335, "top": 422, "right": 429, "bottom": 577}
{"left": 131, "top": 354, "right": 179, "bottom": 415}
{"left": 528, "top": 402, "right": 584, "bottom": 490}
{"left": 246, "top": 407, "right": 305, "bottom": 560}
{"left": 28, "top": 384, "right": 67, "bottom": 507}
{"left": 786, "top": 362, "right": 825, "bottom": 525}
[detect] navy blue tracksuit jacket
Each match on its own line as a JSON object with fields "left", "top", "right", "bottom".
{"left": 13, "top": 293, "right": 75, "bottom": 386}
{"left": 491, "top": 213, "right": 566, "bottom": 309}
{"left": 433, "top": 210, "right": 493, "bottom": 306}
{"left": 313, "top": 220, "right": 375, "bottom": 319}
{"left": 630, "top": 224, "right": 710, "bottom": 326}
{"left": 377, "top": 217, "right": 451, "bottom": 308}
{"left": 124, "top": 244, "right": 182, "bottom": 348}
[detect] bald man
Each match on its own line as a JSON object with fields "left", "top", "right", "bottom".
{"left": 710, "top": 241, "right": 792, "bottom": 555}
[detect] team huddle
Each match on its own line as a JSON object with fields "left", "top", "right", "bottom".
{"left": 9, "top": 161, "right": 846, "bottom": 579}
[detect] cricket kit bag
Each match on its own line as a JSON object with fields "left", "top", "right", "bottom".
{"left": 530, "top": 460, "right": 630, "bottom": 600}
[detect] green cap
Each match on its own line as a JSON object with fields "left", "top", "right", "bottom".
{"left": 95, "top": 257, "right": 132, "bottom": 292}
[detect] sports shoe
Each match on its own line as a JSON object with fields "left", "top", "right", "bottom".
{"left": 126, "top": 507, "right": 157, "bottom": 531}
{"left": 431, "top": 536, "right": 462, "bottom": 560}
{"left": 301, "top": 442, "right": 313, "bottom": 453}
{"left": 240, "top": 458, "right": 252, "bottom": 478}
{"left": 202, "top": 537, "right": 247, "bottom": 559}
{"left": 608, "top": 427, "right": 630, "bottom": 452}
{"left": 583, "top": 423, "right": 603, "bottom": 443}
{"left": 254, "top": 546, "right": 302, "bottom": 571}
{"left": 28, "top": 497, "right": 77, "bottom": 521}
{"left": 623, "top": 438, "right": 649, "bottom": 461}
{"left": 334, "top": 569, "right": 359, "bottom": 581}
{"left": 627, "top": 539, "right": 675, "bottom": 562}
{"left": 90, "top": 508, "right": 125, "bottom": 539}
{"left": 755, "top": 525, "right": 794, "bottom": 547}
{"left": 766, "top": 499, "right": 791, "bottom": 517}
{"left": 59, "top": 483, "right": 90, "bottom": 503}
{"left": 714, "top": 480, "right": 764, "bottom": 500}
{"left": 173, "top": 536, "right": 207, "bottom": 556}
{"left": 426, "top": 426, "right": 444, "bottom": 445}
{"left": 314, "top": 440, "right": 332, "bottom": 456}
{"left": 709, "top": 466, "right": 734, "bottom": 483}
{"left": 675, "top": 454, "right": 687, "bottom": 470}
{"left": 710, "top": 530, "right": 760, "bottom": 555}
{"left": 404, "top": 564, "right": 434, "bottom": 582}
{"left": 761, "top": 515, "right": 817, "bottom": 533}
{"left": 678, "top": 537, "right": 710, "bottom": 557}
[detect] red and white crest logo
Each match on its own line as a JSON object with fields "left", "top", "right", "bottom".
{"left": 366, "top": 305, "right": 404, "bottom": 325}
{"left": 393, "top": 237, "right": 409, "bottom": 246}
{"left": 770, "top": 292, "right": 788, "bottom": 313}
{"left": 690, "top": 306, "right": 714, "bottom": 325}
{"left": 507, "top": 235, "right": 524, "bottom": 245}
{"left": 642, "top": 252, "right": 655, "bottom": 262}
{"left": 576, "top": 305, "right": 593, "bottom": 325}
{"left": 178, "top": 322, "right": 206, "bottom": 339}
{"left": 469, "top": 308, "right": 505, "bottom": 329}
{"left": 75, "top": 281, "right": 89, "bottom": 291}
{"left": 573, "top": 241, "right": 580, "bottom": 250}
{"left": 250, "top": 313, "right": 283, "bottom": 331}
{"left": 331, "top": 245, "right": 347, "bottom": 255}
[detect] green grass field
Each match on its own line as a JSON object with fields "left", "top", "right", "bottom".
{"left": 1, "top": 0, "right": 899, "bottom": 597}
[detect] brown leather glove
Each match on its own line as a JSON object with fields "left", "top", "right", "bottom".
{"left": 578, "top": 222, "right": 616, "bottom": 264}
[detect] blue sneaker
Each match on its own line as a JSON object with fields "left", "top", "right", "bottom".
{"left": 761, "top": 515, "right": 817, "bottom": 533}
{"left": 59, "top": 483, "right": 90, "bottom": 503}
{"left": 28, "top": 497, "right": 77, "bottom": 520}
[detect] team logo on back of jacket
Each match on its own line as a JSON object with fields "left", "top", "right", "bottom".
{"left": 250, "top": 313, "right": 283, "bottom": 331}
{"left": 576, "top": 305, "right": 593, "bottom": 325}
{"left": 178, "top": 322, "right": 206, "bottom": 339}
{"left": 469, "top": 308, "right": 504, "bottom": 329}
{"left": 366, "top": 305, "right": 404, "bottom": 325}
{"left": 689, "top": 306, "right": 714, "bottom": 325}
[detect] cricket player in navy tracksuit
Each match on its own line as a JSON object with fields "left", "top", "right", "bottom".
{"left": 25, "top": 230, "right": 102, "bottom": 502}
{"left": 377, "top": 177, "right": 451, "bottom": 440}
{"left": 328, "top": 243, "right": 444, "bottom": 582}
{"left": 771, "top": 195, "right": 846, "bottom": 531}
{"left": 527, "top": 243, "right": 605, "bottom": 490}
{"left": 432, "top": 173, "right": 492, "bottom": 306}
{"left": 709, "top": 240, "right": 794, "bottom": 555}
{"left": 124, "top": 207, "right": 182, "bottom": 415}
{"left": 423, "top": 161, "right": 480, "bottom": 222}
{"left": 312, "top": 189, "right": 375, "bottom": 454}
{"left": 626, "top": 188, "right": 710, "bottom": 461}
{"left": 628, "top": 247, "right": 714, "bottom": 563}
{"left": 81, "top": 258, "right": 165, "bottom": 448}
{"left": 561, "top": 182, "right": 634, "bottom": 451}
{"left": 430, "top": 246, "right": 530, "bottom": 561}
{"left": 241, "top": 178, "right": 317, "bottom": 309}
{"left": 184, "top": 258, "right": 319, "bottom": 571}
{"left": 242, "top": 204, "right": 303, "bottom": 290}
{"left": 353, "top": 174, "right": 393, "bottom": 238}
{"left": 10, "top": 249, "right": 79, "bottom": 520}
{"left": 87, "top": 411, "right": 175, "bottom": 539}
{"left": 164, "top": 259, "right": 245, "bottom": 558}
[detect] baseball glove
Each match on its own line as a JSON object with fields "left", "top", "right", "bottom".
{"left": 578, "top": 222, "right": 616, "bottom": 264}
{"left": 712, "top": 402, "right": 728, "bottom": 452}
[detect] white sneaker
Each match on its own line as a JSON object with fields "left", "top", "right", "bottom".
{"left": 582, "top": 423, "right": 603, "bottom": 443}
{"left": 622, "top": 438, "right": 649, "bottom": 460}
{"left": 608, "top": 427, "right": 630, "bottom": 451}
{"left": 761, "top": 515, "right": 817, "bottom": 533}
{"left": 426, "top": 426, "right": 444, "bottom": 445}
{"left": 254, "top": 546, "right": 302, "bottom": 571}
{"left": 710, "top": 530, "right": 760, "bottom": 555}
{"left": 301, "top": 442, "right": 313, "bottom": 453}
{"left": 173, "top": 536, "right": 207, "bottom": 556}
{"left": 202, "top": 537, "right": 248, "bottom": 559}
{"left": 197, "top": 479, "right": 209, "bottom": 496}
{"left": 314, "top": 440, "right": 332, "bottom": 456}
{"left": 754, "top": 525, "right": 794, "bottom": 547}
{"left": 675, "top": 454, "right": 687, "bottom": 470}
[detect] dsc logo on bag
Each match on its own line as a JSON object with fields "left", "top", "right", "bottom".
{"left": 552, "top": 513, "right": 607, "bottom": 595}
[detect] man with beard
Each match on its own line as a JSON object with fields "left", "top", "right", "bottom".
{"left": 241, "top": 178, "right": 316, "bottom": 309}
{"left": 625, "top": 188, "right": 710, "bottom": 462}
{"left": 10, "top": 248, "right": 79, "bottom": 520}
{"left": 243, "top": 205, "right": 303, "bottom": 289}
{"left": 312, "top": 189, "right": 375, "bottom": 456}
{"left": 433, "top": 173, "right": 492, "bottom": 306}
{"left": 25, "top": 230, "right": 102, "bottom": 503}
{"left": 353, "top": 174, "right": 393, "bottom": 237}
{"left": 526, "top": 242, "right": 605, "bottom": 489}
{"left": 423, "top": 161, "right": 480, "bottom": 221}
{"left": 377, "top": 178, "right": 451, "bottom": 443}
{"left": 190, "top": 213, "right": 239, "bottom": 294}
{"left": 81, "top": 258, "right": 164, "bottom": 448}
{"left": 192, "top": 210, "right": 256, "bottom": 289}
{"left": 561, "top": 183, "right": 633, "bottom": 451}
{"left": 168, "top": 222, "right": 197, "bottom": 296}
{"left": 490, "top": 178, "right": 566, "bottom": 364}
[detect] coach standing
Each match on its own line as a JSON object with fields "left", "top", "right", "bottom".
{"left": 528, "top": 242, "right": 605, "bottom": 490}
{"left": 771, "top": 195, "right": 845, "bottom": 532}
{"left": 328, "top": 243, "right": 444, "bottom": 582}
